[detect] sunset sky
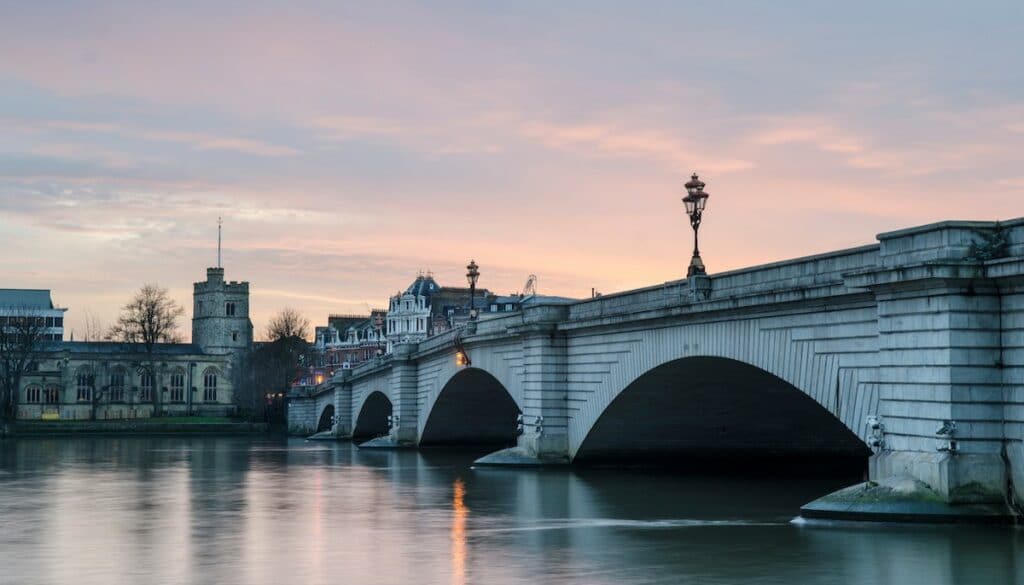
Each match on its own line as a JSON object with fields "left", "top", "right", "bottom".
{"left": 2, "top": 1, "right": 1022, "bottom": 340}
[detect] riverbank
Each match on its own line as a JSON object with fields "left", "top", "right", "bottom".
{"left": 3, "top": 417, "right": 269, "bottom": 436}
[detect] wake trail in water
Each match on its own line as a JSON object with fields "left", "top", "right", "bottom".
{"left": 471, "top": 518, "right": 787, "bottom": 534}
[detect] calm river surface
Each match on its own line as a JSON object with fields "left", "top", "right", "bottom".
{"left": 0, "top": 436, "right": 1020, "bottom": 585}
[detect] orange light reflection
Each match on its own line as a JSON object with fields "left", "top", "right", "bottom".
{"left": 451, "top": 478, "right": 467, "bottom": 585}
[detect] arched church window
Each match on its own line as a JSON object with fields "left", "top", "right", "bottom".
{"left": 139, "top": 370, "right": 154, "bottom": 402}
{"left": 169, "top": 369, "right": 185, "bottom": 402}
{"left": 76, "top": 367, "right": 94, "bottom": 402}
{"left": 203, "top": 369, "right": 218, "bottom": 402}
{"left": 109, "top": 368, "right": 126, "bottom": 402}
{"left": 25, "top": 385, "right": 41, "bottom": 404}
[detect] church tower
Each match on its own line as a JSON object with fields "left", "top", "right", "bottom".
{"left": 192, "top": 267, "right": 253, "bottom": 354}
{"left": 192, "top": 218, "right": 253, "bottom": 356}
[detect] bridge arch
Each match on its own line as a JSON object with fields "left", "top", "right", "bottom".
{"left": 316, "top": 403, "right": 335, "bottom": 433}
{"left": 571, "top": 355, "right": 869, "bottom": 465}
{"left": 353, "top": 391, "right": 392, "bottom": 440}
{"left": 419, "top": 367, "right": 521, "bottom": 446}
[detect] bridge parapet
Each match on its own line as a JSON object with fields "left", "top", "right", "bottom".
{"left": 877, "top": 220, "right": 1005, "bottom": 266}
{"left": 567, "top": 245, "right": 881, "bottom": 323}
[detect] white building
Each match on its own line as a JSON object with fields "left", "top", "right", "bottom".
{"left": 386, "top": 274, "right": 438, "bottom": 350}
{"left": 0, "top": 289, "right": 67, "bottom": 341}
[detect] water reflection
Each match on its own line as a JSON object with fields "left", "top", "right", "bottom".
{"left": 452, "top": 478, "right": 467, "bottom": 585}
{"left": 0, "top": 437, "right": 1019, "bottom": 585}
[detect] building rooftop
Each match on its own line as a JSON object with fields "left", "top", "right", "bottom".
{"left": 38, "top": 341, "right": 205, "bottom": 355}
{"left": 0, "top": 289, "right": 61, "bottom": 310}
{"left": 404, "top": 275, "right": 440, "bottom": 297}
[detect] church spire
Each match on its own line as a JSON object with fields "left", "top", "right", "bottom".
{"left": 217, "top": 216, "right": 223, "bottom": 268}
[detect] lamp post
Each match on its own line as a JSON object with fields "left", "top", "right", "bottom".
{"left": 682, "top": 173, "right": 710, "bottom": 277}
{"left": 466, "top": 260, "right": 480, "bottom": 320}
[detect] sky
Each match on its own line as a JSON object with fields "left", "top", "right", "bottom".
{"left": 1, "top": 1, "right": 1023, "bottom": 340}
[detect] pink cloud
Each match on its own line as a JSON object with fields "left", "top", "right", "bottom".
{"left": 6, "top": 118, "right": 300, "bottom": 157}
{"left": 520, "top": 120, "right": 754, "bottom": 174}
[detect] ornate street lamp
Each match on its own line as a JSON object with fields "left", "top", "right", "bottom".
{"left": 682, "top": 173, "right": 710, "bottom": 277}
{"left": 466, "top": 260, "right": 480, "bottom": 320}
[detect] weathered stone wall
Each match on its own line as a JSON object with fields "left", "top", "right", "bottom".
{"left": 287, "top": 390, "right": 318, "bottom": 435}
{"left": 996, "top": 219, "right": 1024, "bottom": 506}
{"left": 286, "top": 384, "right": 342, "bottom": 436}
{"left": 17, "top": 349, "right": 235, "bottom": 421}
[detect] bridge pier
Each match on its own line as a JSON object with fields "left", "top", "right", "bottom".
{"left": 477, "top": 305, "right": 571, "bottom": 465}
{"left": 331, "top": 370, "right": 353, "bottom": 438}
{"left": 804, "top": 221, "right": 1021, "bottom": 521}
{"left": 359, "top": 343, "right": 420, "bottom": 448}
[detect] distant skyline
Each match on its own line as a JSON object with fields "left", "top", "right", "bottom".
{"left": 2, "top": 1, "right": 1022, "bottom": 339}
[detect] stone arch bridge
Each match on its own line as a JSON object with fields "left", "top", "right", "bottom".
{"left": 289, "top": 218, "right": 1024, "bottom": 517}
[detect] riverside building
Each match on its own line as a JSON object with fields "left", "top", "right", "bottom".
{"left": 13, "top": 266, "right": 252, "bottom": 420}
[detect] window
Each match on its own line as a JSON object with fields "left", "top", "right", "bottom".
{"left": 203, "top": 369, "right": 218, "bottom": 402}
{"left": 139, "top": 371, "right": 154, "bottom": 402}
{"left": 169, "top": 370, "right": 185, "bottom": 402}
{"left": 490, "top": 304, "right": 498, "bottom": 312}
{"left": 45, "top": 317, "right": 54, "bottom": 327}
{"left": 25, "top": 385, "right": 41, "bottom": 403}
{"left": 76, "top": 368, "right": 93, "bottom": 402}
{"left": 226, "top": 302, "right": 236, "bottom": 316}
{"left": 232, "top": 332, "right": 238, "bottom": 342}
{"left": 54, "top": 317, "right": 63, "bottom": 327}
{"left": 109, "top": 368, "right": 126, "bottom": 402}
{"left": 505, "top": 304, "right": 514, "bottom": 312}
{"left": 44, "top": 385, "right": 60, "bottom": 404}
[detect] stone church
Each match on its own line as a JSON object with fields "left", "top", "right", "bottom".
{"left": 15, "top": 266, "right": 252, "bottom": 420}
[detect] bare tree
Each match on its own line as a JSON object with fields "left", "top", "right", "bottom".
{"left": 236, "top": 308, "right": 311, "bottom": 424}
{"left": 108, "top": 284, "right": 185, "bottom": 416}
{"left": 81, "top": 309, "right": 106, "bottom": 342}
{"left": 0, "top": 309, "right": 48, "bottom": 426}
{"left": 265, "top": 307, "right": 309, "bottom": 342}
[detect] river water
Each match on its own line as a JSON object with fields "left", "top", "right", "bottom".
{"left": 0, "top": 436, "right": 1020, "bottom": 585}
